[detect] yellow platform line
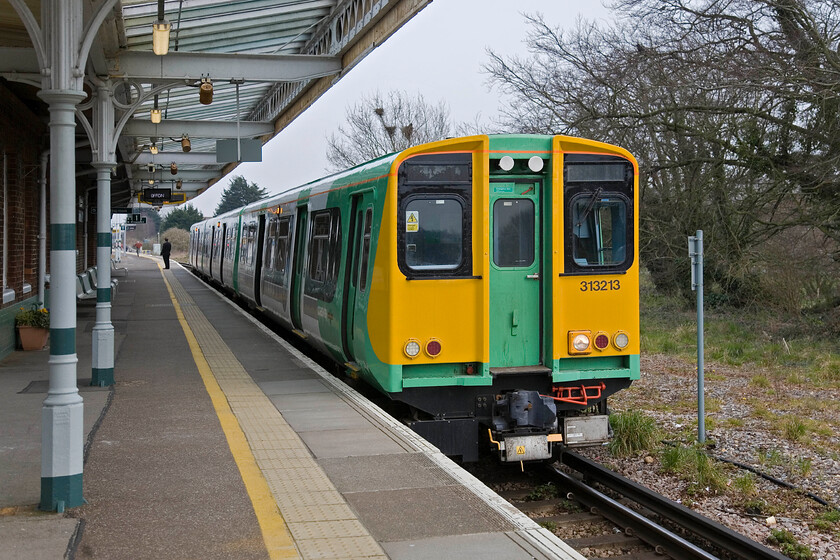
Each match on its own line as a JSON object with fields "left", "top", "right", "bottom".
{"left": 160, "top": 267, "right": 300, "bottom": 560}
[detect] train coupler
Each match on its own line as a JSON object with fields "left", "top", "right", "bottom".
{"left": 488, "top": 429, "right": 563, "bottom": 462}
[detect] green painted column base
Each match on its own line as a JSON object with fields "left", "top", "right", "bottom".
{"left": 40, "top": 473, "right": 83, "bottom": 512}
{"left": 91, "top": 368, "right": 114, "bottom": 387}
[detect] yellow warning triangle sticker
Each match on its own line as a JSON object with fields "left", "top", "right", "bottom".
{"left": 408, "top": 213, "right": 418, "bottom": 223}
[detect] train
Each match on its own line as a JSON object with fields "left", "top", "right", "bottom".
{"left": 188, "top": 134, "right": 640, "bottom": 462}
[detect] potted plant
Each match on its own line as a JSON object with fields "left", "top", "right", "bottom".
{"left": 15, "top": 303, "right": 50, "bottom": 350}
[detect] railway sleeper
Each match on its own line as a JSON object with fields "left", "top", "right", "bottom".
{"left": 565, "top": 532, "right": 643, "bottom": 549}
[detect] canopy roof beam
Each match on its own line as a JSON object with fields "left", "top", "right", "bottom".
{"left": 108, "top": 51, "right": 341, "bottom": 83}
{"left": 122, "top": 119, "right": 273, "bottom": 138}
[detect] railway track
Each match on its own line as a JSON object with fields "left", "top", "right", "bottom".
{"left": 483, "top": 451, "right": 790, "bottom": 560}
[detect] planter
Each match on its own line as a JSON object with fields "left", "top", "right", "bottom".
{"left": 17, "top": 326, "right": 49, "bottom": 351}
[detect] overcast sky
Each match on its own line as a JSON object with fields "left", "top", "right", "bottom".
{"left": 188, "top": 1, "right": 612, "bottom": 216}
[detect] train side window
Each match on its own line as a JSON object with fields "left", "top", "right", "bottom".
{"left": 265, "top": 218, "right": 277, "bottom": 270}
{"left": 359, "top": 208, "right": 373, "bottom": 292}
{"left": 240, "top": 222, "right": 257, "bottom": 266}
{"left": 276, "top": 217, "right": 290, "bottom": 286}
{"left": 404, "top": 198, "right": 463, "bottom": 271}
{"left": 305, "top": 209, "right": 341, "bottom": 301}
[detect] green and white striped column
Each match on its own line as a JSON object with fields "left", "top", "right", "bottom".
{"left": 90, "top": 82, "right": 116, "bottom": 387}
{"left": 91, "top": 163, "right": 114, "bottom": 386}
{"left": 38, "top": 89, "right": 87, "bottom": 512}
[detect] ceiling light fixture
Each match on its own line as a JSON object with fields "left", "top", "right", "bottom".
{"left": 150, "top": 94, "right": 162, "bottom": 124}
{"left": 170, "top": 162, "right": 178, "bottom": 175}
{"left": 149, "top": 137, "right": 158, "bottom": 154}
{"left": 152, "top": 0, "right": 171, "bottom": 55}
{"left": 181, "top": 134, "right": 191, "bottom": 152}
{"left": 199, "top": 77, "right": 213, "bottom": 105}
{"left": 176, "top": 179, "right": 183, "bottom": 190}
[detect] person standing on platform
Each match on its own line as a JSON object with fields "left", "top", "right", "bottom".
{"left": 161, "top": 238, "right": 172, "bottom": 269}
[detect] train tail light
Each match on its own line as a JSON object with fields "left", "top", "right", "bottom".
{"left": 425, "top": 338, "right": 442, "bottom": 358}
{"left": 593, "top": 332, "right": 610, "bottom": 351}
{"left": 568, "top": 331, "right": 591, "bottom": 355}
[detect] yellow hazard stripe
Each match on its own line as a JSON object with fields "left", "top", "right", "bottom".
{"left": 160, "top": 266, "right": 299, "bottom": 559}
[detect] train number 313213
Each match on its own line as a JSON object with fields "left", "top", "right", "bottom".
{"left": 580, "top": 279, "right": 621, "bottom": 292}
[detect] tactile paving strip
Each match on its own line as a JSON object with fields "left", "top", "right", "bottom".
{"left": 167, "top": 273, "right": 388, "bottom": 560}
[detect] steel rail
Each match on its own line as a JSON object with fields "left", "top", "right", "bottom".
{"left": 559, "top": 451, "right": 789, "bottom": 560}
{"left": 548, "top": 465, "right": 718, "bottom": 560}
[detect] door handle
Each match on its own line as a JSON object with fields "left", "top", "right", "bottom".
{"left": 526, "top": 273, "right": 540, "bottom": 279}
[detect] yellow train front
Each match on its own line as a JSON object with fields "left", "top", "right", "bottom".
{"left": 362, "top": 134, "right": 639, "bottom": 462}
{"left": 190, "top": 134, "right": 639, "bottom": 463}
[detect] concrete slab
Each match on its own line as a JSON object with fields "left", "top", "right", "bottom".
{"left": 268, "top": 391, "right": 346, "bottom": 411}
{"left": 1, "top": 390, "right": 110, "bottom": 507}
{"left": 343, "top": 486, "right": 512, "bottom": 541}
{"left": 0, "top": 515, "right": 79, "bottom": 560}
{"left": 318, "top": 453, "right": 454, "bottom": 493}
{"left": 299, "top": 427, "right": 406, "bottom": 458}
{"left": 278, "top": 404, "right": 373, "bottom": 432}
{"left": 382, "top": 532, "right": 541, "bottom": 560}
{"left": 258, "top": 378, "right": 331, "bottom": 395}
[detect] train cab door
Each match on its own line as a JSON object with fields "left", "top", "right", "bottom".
{"left": 489, "top": 181, "right": 542, "bottom": 367}
{"left": 341, "top": 192, "right": 374, "bottom": 362}
{"left": 290, "top": 207, "right": 308, "bottom": 331}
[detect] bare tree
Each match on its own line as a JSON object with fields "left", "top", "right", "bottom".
{"left": 486, "top": 3, "right": 840, "bottom": 306}
{"left": 326, "top": 91, "right": 452, "bottom": 170}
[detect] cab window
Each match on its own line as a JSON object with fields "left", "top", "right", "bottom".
{"left": 404, "top": 198, "right": 463, "bottom": 271}
{"left": 397, "top": 153, "right": 473, "bottom": 279}
{"left": 571, "top": 195, "right": 627, "bottom": 267}
{"left": 564, "top": 154, "right": 634, "bottom": 274}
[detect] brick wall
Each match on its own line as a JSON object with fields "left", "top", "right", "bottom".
{"left": 0, "top": 82, "right": 48, "bottom": 359}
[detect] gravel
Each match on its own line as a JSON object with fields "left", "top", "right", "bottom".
{"left": 578, "top": 354, "right": 840, "bottom": 560}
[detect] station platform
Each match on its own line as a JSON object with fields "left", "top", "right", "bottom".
{"left": 0, "top": 255, "right": 583, "bottom": 560}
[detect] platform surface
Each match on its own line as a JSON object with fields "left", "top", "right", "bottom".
{"left": 0, "top": 254, "right": 583, "bottom": 560}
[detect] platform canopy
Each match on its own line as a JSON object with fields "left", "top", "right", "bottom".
{"left": 0, "top": 0, "right": 430, "bottom": 209}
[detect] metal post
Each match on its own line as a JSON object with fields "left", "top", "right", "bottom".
{"left": 689, "top": 230, "right": 705, "bottom": 443}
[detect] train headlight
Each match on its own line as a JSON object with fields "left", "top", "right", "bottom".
{"left": 613, "top": 331, "right": 630, "bottom": 350}
{"left": 425, "top": 338, "right": 442, "bottom": 358}
{"left": 568, "top": 331, "right": 591, "bottom": 355}
{"left": 404, "top": 339, "right": 421, "bottom": 359}
{"left": 593, "top": 332, "right": 610, "bottom": 351}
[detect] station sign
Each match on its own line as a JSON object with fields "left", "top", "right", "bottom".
{"left": 112, "top": 207, "right": 132, "bottom": 214}
{"left": 143, "top": 188, "right": 172, "bottom": 203}
{"left": 126, "top": 214, "right": 147, "bottom": 224}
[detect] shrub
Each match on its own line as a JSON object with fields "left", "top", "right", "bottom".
{"left": 15, "top": 304, "right": 49, "bottom": 328}
{"left": 609, "top": 410, "right": 659, "bottom": 457}
{"left": 661, "top": 445, "right": 727, "bottom": 495}
{"left": 767, "top": 529, "right": 813, "bottom": 560}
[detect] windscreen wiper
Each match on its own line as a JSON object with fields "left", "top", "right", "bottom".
{"left": 575, "top": 187, "right": 603, "bottom": 229}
